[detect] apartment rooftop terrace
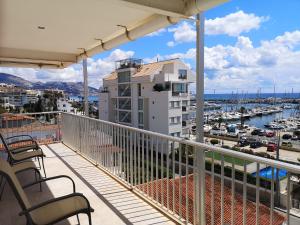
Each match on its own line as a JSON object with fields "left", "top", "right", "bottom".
{"left": 0, "top": 142, "right": 175, "bottom": 225}
{"left": 0, "top": 112, "right": 300, "bottom": 225}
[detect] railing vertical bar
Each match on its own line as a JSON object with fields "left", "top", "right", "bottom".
{"left": 129, "top": 131, "right": 134, "bottom": 186}
{"left": 179, "top": 143, "right": 182, "bottom": 220}
{"left": 151, "top": 135, "right": 154, "bottom": 198}
{"left": 270, "top": 167, "right": 274, "bottom": 225}
{"left": 231, "top": 161, "right": 235, "bottom": 225}
{"left": 185, "top": 143, "right": 189, "bottom": 224}
{"left": 161, "top": 139, "right": 164, "bottom": 207}
{"left": 138, "top": 131, "right": 141, "bottom": 188}
{"left": 118, "top": 126, "right": 121, "bottom": 176}
{"left": 100, "top": 121, "right": 103, "bottom": 166}
{"left": 221, "top": 154, "right": 224, "bottom": 225}
{"left": 287, "top": 172, "right": 291, "bottom": 225}
{"left": 146, "top": 134, "right": 149, "bottom": 196}
{"left": 156, "top": 137, "right": 159, "bottom": 203}
{"left": 133, "top": 131, "right": 137, "bottom": 186}
{"left": 211, "top": 152, "right": 215, "bottom": 225}
{"left": 243, "top": 161, "right": 247, "bottom": 225}
{"left": 167, "top": 140, "right": 170, "bottom": 212}
{"left": 172, "top": 141, "right": 175, "bottom": 213}
{"left": 142, "top": 133, "right": 145, "bottom": 193}
{"left": 126, "top": 129, "right": 130, "bottom": 183}
{"left": 256, "top": 163, "right": 260, "bottom": 225}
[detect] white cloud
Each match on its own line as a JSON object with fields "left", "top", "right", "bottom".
{"left": 206, "top": 10, "right": 269, "bottom": 37}
{"left": 160, "top": 30, "right": 300, "bottom": 93}
{"left": 146, "top": 28, "right": 166, "bottom": 37}
{"left": 167, "top": 22, "right": 196, "bottom": 45}
{"left": 0, "top": 49, "right": 135, "bottom": 89}
{"left": 167, "top": 11, "right": 269, "bottom": 46}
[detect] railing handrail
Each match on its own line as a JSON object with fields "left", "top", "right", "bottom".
{"left": 61, "top": 112, "right": 300, "bottom": 174}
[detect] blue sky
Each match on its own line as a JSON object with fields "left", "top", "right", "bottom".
{"left": 1, "top": 0, "right": 300, "bottom": 94}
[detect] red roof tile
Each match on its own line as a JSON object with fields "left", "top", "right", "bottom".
{"left": 137, "top": 174, "right": 286, "bottom": 225}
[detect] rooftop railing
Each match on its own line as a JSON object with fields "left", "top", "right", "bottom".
{"left": 1, "top": 112, "right": 299, "bottom": 224}
{"left": 61, "top": 113, "right": 300, "bottom": 225}
{"left": 0, "top": 112, "right": 61, "bottom": 146}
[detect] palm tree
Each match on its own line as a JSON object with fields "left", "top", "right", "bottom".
{"left": 217, "top": 117, "right": 223, "bottom": 128}
{"left": 240, "top": 106, "right": 246, "bottom": 128}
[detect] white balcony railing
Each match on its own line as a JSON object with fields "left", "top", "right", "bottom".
{"left": 61, "top": 113, "right": 300, "bottom": 225}
{"left": 0, "top": 112, "right": 61, "bottom": 145}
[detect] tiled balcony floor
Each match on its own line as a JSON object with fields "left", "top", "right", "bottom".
{"left": 0, "top": 143, "right": 175, "bottom": 225}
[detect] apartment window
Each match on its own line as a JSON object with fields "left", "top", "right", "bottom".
{"left": 138, "top": 99, "right": 143, "bottom": 110}
{"left": 169, "top": 101, "right": 180, "bottom": 108}
{"left": 118, "top": 98, "right": 131, "bottom": 110}
{"left": 182, "top": 114, "right": 189, "bottom": 121}
{"left": 118, "top": 111, "right": 131, "bottom": 124}
{"left": 182, "top": 100, "right": 188, "bottom": 106}
{"left": 138, "top": 83, "right": 141, "bottom": 96}
{"left": 118, "top": 84, "right": 131, "bottom": 96}
{"left": 138, "top": 112, "right": 143, "bottom": 125}
{"left": 178, "top": 69, "right": 187, "bottom": 79}
{"left": 169, "top": 116, "right": 181, "bottom": 125}
{"left": 118, "top": 71, "right": 131, "bottom": 83}
{"left": 172, "top": 83, "right": 188, "bottom": 95}
{"left": 170, "top": 132, "right": 181, "bottom": 137}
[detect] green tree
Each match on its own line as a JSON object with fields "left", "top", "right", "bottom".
{"left": 240, "top": 106, "right": 246, "bottom": 128}
{"left": 217, "top": 117, "right": 223, "bottom": 128}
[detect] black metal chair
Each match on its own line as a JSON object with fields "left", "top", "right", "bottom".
{"left": 0, "top": 159, "right": 93, "bottom": 225}
{"left": 0, "top": 133, "right": 46, "bottom": 178}
{"left": 5, "top": 135, "right": 40, "bottom": 154}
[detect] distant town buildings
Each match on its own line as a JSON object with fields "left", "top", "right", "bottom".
{"left": 57, "top": 98, "right": 76, "bottom": 113}
{"left": 0, "top": 83, "right": 66, "bottom": 112}
{"left": 99, "top": 58, "right": 195, "bottom": 138}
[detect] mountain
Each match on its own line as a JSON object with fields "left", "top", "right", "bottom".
{"left": 0, "top": 73, "right": 98, "bottom": 96}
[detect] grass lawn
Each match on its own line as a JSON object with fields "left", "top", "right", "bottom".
{"left": 205, "top": 151, "right": 252, "bottom": 166}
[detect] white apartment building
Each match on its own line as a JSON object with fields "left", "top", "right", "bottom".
{"left": 99, "top": 58, "right": 195, "bottom": 138}
{"left": 57, "top": 99, "right": 76, "bottom": 113}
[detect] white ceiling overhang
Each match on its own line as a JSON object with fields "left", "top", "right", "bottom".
{"left": 0, "top": 0, "right": 228, "bottom": 69}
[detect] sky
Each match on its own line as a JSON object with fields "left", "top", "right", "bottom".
{"left": 1, "top": 0, "right": 300, "bottom": 94}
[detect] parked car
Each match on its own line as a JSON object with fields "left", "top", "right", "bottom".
{"left": 266, "top": 131, "right": 275, "bottom": 137}
{"left": 250, "top": 141, "right": 262, "bottom": 149}
{"left": 291, "top": 136, "right": 300, "bottom": 141}
{"left": 239, "top": 139, "right": 249, "bottom": 147}
{"left": 251, "top": 129, "right": 261, "bottom": 135}
{"left": 267, "top": 143, "right": 277, "bottom": 152}
{"left": 258, "top": 130, "right": 266, "bottom": 136}
{"left": 282, "top": 142, "right": 293, "bottom": 148}
{"left": 282, "top": 134, "right": 292, "bottom": 140}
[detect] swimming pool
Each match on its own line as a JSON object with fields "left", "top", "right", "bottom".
{"left": 252, "top": 166, "right": 287, "bottom": 179}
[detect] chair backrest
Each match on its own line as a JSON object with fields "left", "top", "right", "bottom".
{"left": 0, "top": 158, "right": 31, "bottom": 210}
{"left": 0, "top": 133, "right": 14, "bottom": 159}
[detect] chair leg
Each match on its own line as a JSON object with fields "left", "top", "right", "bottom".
{"left": 37, "top": 157, "right": 41, "bottom": 169}
{"left": 34, "top": 169, "right": 43, "bottom": 192}
{"left": 76, "top": 214, "right": 81, "bottom": 225}
{"left": 0, "top": 177, "right": 7, "bottom": 201}
{"left": 87, "top": 212, "right": 92, "bottom": 225}
{"left": 41, "top": 156, "right": 46, "bottom": 178}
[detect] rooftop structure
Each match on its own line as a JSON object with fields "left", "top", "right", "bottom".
{"left": 99, "top": 58, "right": 195, "bottom": 138}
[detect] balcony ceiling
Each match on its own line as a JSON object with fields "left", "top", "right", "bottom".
{"left": 0, "top": 0, "right": 227, "bottom": 69}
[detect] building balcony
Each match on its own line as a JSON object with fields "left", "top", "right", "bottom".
{"left": 0, "top": 112, "right": 300, "bottom": 225}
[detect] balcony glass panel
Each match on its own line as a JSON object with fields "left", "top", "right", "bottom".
{"left": 118, "top": 84, "right": 131, "bottom": 96}
{"left": 118, "top": 98, "right": 131, "bottom": 110}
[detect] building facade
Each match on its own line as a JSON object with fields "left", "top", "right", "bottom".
{"left": 99, "top": 58, "right": 195, "bottom": 138}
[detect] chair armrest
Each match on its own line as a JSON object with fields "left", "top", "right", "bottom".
{"left": 6, "top": 135, "right": 34, "bottom": 141}
{"left": 22, "top": 175, "right": 76, "bottom": 193}
{"left": 19, "top": 193, "right": 93, "bottom": 216}
{"left": 8, "top": 140, "right": 38, "bottom": 150}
